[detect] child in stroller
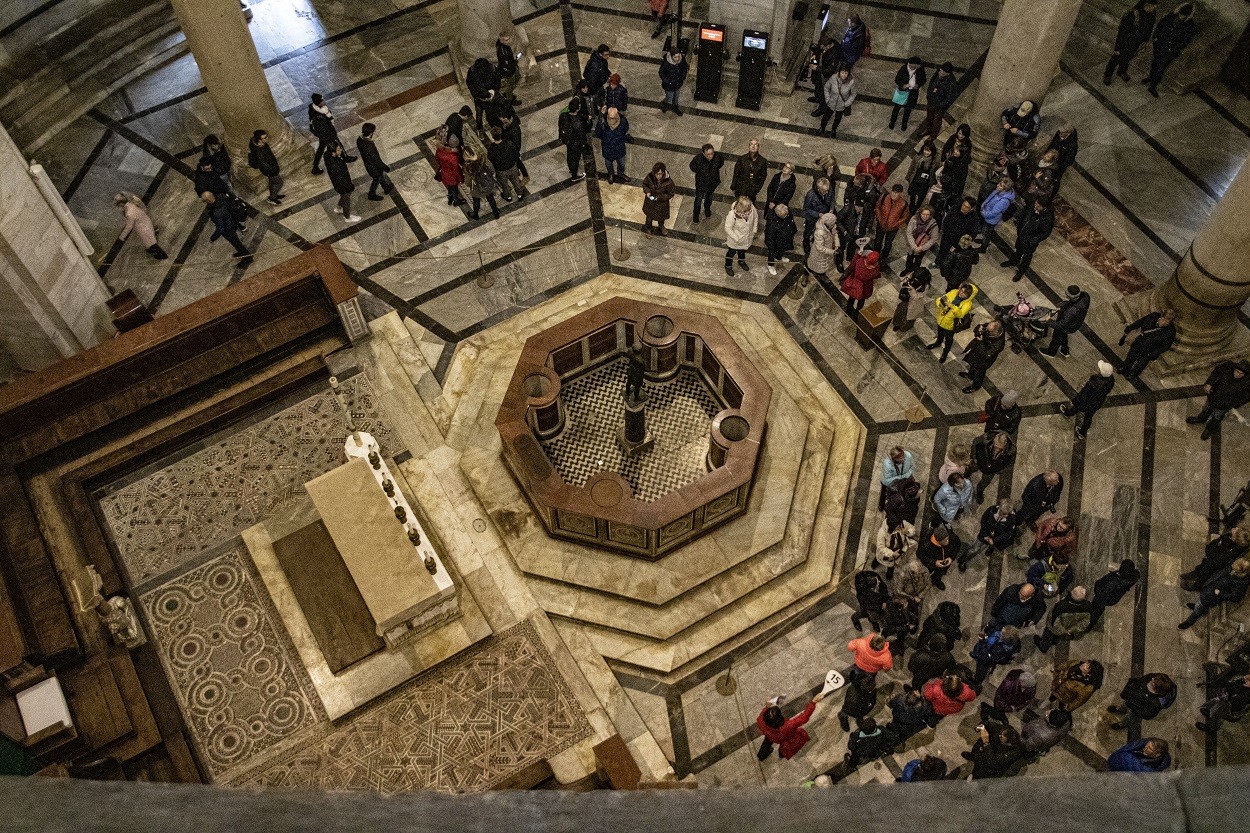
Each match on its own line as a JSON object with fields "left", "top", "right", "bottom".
{"left": 994, "top": 292, "right": 1054, "bottom": 353}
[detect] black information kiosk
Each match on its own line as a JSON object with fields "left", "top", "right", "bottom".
{"left": 735, "top": 29, "right": 769, "bottom": 111}
{"left": 694, "top": 22, "right": 726, "bottom": 104}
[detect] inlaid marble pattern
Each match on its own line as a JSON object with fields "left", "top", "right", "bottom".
{"left": 544, "top": 359, "right": 719, "bottom": 503}
{"left": 140, "top": 545, "right": 325, "bottom": 782}
{"left": 97, "top": 374, "right": 401, "bottom": 586}
{"left": 230, "top": 619, "right": 592, "bottom": 794}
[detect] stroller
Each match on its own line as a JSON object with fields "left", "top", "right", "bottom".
{"left": 994, "top": 292, "right": 1054, "bottom": 353}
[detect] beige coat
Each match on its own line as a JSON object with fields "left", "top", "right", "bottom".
{"left": 806, "top": 214, "right": 840, "bottom": 275}
{"left": 118, "top": 198, "right": 157, "bottom": 248}
{"left": 722, "top": 204, "right": 758, "bottom": 249}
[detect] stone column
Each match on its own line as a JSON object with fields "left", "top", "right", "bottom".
{"left": 965, "top": 0, "right": 1083, "bottom": 179}
{"left": 457, "top": 0, "right": 515, "bottom": 61}
{"left": 168, "top": 0, "right": 301, "bottom": 171}
{"left": 1135, "top": 159, "right": 1250, "bottom": 369}
{"left": 0, "top": 122, "right": 113, "bottom": 373}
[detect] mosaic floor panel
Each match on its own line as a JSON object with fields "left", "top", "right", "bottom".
{"left": 543, "top": 360, "right": 719, "bottom": 503}
{"left": 97, "top": 373, "right": 401, "bottom": 586}
{"left": 140, "top": 545, "right": 325, "bottom": 782}
{"left": 229, "top": 619, "right": 592, "bottom": 794}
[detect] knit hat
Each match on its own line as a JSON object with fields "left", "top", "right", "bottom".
{"left": 1098, "top": 360, "right": 1114, "bottom": 377}
{"left": 1066, "top": 284, "right": 1081, "bottom": 298}
{"left": 1001, "top": 390, "right": 1019, "bottom": 407}
{"left": 866, "top": 250, "right": 880, "bottom": 265}
{"left": 1018, "top": 670, "right": 1037, "bottom": 688}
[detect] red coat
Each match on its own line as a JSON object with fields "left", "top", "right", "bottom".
{"left": 435, "top": 146, "right": 463, "bottom": 187}
{"left": 856, "top": 157, "right": 889, "bottom": 187}
{"left": 840, "top": 254, "right": 880, "bottom": 301}
{"left": 923, "top": 678, "right": 976, "bottom": 716}
{"left": 756, "top": 701, "right": 816, "bottom": 759}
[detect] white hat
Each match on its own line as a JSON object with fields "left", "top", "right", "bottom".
{"left": 1098, "top": 360, "right": 1114, "bottom": 377}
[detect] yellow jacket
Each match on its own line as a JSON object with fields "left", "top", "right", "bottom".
{"left": 934, "top": 284, "right": 977, "bottom": 331}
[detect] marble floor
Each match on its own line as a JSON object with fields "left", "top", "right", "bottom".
{"left": 23, "top": 0, "right": 1250, "bottom": 790}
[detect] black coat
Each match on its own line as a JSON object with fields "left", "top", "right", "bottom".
{"left": 559, "top": 110, "right": 588, "bottom": 149}
{"left": 971, "top": 432, "right": 1015, "bottom": 476}
{"left": 466, "top": 60, "right": 499, "bottom": 103}
{"left": 689, "top": 152, "right": 725, "bottom": 191}
{"left": 965, "top": 737, "right": 1026, "bottom": 779}
{"left": 940, "top": 208, "right": 981, "bottom": 252}
{"left": 324, "top": 153, "right": 354, "bottom": 194}
{"left": 1125, "top": 313, "right": 1176, "bottom": 361}
{"left": 854, "top": 570, "right": 890, "bottom": 615}
{"left": 1000, "top": 106, "right": 1041, "bottom": 142}
{"left": 983, "top": 395, "right": 1021, "bottom": 435}
{"left": 1020, "top": 472, "right": 1064, "bottom": 514}
{"left": 247, "top": 141, "right": 280, "bottom": 177}
{"left": 583, "top": 52, "right": 611, "bottom": 92}
{"left": 194, "top": 168, "right": 227, "bottom": 197}
{"left": 964, "top": 326, "right": 1005, "bottom": 371}
{"left": 1200, "top": 567, "right": 1250, "bottom": 609}
{"left": 308, "top": 105, "right": 337, "bottom": 141}
{"left": 659, "top": 54, "right": 689, "bottom": 91}
{"left": 918, "top": 533, "right": 960, "bottom": 572}
{"left": 1052, "top": 291, "right": 1091, "bottom": 333}
{"left": 764, "top": 212, "right": 797, "bottom": 253}
{"left": 926, "top": 72, "right": 958, "bottom": 110}
{"left": 766, "top": 173, "right": 796, "bottom": 208}
{"left": 486, "top": 138, "right": 521, "bottom": 173}
{"left": 1072, "top": 373, "right": 1114, "bottom": 413}
{"left": 356, "top": 137, "right": 389, "bottom": 178}
{"left": 1153, "top": 11, "right": 1196, "bottom": 58}
{"left": 496, "top": 39, "right": 518, "bottom": 78}
{"left": 918, "top": 601, "right": 962, "bottom": 651}
{"left": 731, "top": 152, "right": 769, "bottom": 198}
{"left": 203, "top": 146, "right": 231, "bottom": 176}
{"left": 1046, "top": 130, "right": 1080, "bottom": 171}
{"left": 1015, "top": 204, "right": 1055, "bottom": 249}
{"left": 1092, "top": 565, "right": 1139, "bottom": 608}
{"left": 1115, "top": 5, "right": 1158, "bottom": 53}
{"left": 1119, "top": 675, "right": 1176, "bottom": 719}
{"left": 848, "top": 728, "right": 892, "bottom": 766}
{"left": 907, "top": 647, "right": 955, "bottom": 688}
{"left": 841, "top": 681, "right": 877, "bottom": 720}
{"left": 990, "top": 584, "right": 1048, "bottom": 628}
{"left": 1206, "top": 362, "right": 1250, "bottom": 411}
{"left": 893, "top": 63, "right": 928, "bottom": 106}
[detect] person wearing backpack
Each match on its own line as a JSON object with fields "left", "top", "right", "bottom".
{"left": 978, "top": 177, "right": 1015, "bottom": 253}
{"left": 1034, "top": 585, "right": 1092, "bottom": 652}
{"left": 970, "top": 625, "right": 1021, "bottom": 685}
{"left": 558, "top": 98, "right": 589, "bottom": 182}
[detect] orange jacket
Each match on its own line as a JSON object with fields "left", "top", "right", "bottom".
{"left": 848, "top": 636, "right": 894, "bottom": 673}
{"left": 875, "top": 192, "right": 911, "bottom": 232}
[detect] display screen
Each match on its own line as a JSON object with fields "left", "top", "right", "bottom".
{"left": 743, "top": 35, "right": 767, "bottom": 49}
{"left": 700, "top": 27, "right": 723, "bottom": 42}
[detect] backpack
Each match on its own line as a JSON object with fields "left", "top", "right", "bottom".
{"left": 229, "top": 195, "right": 248, "bottom": 224}
{"left": 1051, "top": 610, "right": 1091, "bottom": 637}
{"left": 558, "top": 110, "right": 572, "bottom": 145}
{"left": 1002, "top": 198, "right": 1020, "bottom": 221}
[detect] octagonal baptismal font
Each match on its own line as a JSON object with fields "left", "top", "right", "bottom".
{"left": 495, "top": 298, "right": 771, "bottom": 559}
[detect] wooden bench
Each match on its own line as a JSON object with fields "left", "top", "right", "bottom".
{"left": 592, "top": 734, "right": 641, "bottom": 790}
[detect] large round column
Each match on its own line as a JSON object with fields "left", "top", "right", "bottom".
{"left": 169, "top": 0, "right": 300, "bottom": 164}
{"left": 965, "top": 0, "right": 1083, "bottom": 178}
{"left": 457, "top": 0, "right": 516, "bottom": 60}
{"left": 1153, "top": 160, "right": 1250, "bottom": 359}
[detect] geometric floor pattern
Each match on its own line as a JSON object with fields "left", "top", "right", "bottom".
{"left": 229, "top": 619, "right": 592, "bottom": 794}
{"left": 139, "top": 544, "right": 325, "bottom": 782}
{"left": 97, "top": 373, "right": 401, "bottom": 586}
{"left": 543, "top": 359, "right": 720, "bottom": 502}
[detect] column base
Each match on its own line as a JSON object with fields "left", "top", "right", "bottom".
{"left": 1114, "top": 289, "right": 1250, "bottom": 376}
{"left": 227, "top": 118, "right": 311, "bottom": 197}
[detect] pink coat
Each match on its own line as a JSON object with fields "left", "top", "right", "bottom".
{"left": 119, "top": 200, "right": 157, "bottom": 248}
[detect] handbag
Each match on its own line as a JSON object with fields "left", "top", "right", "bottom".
{"left": 953, "top": 311, "right": 974, "bottom": 333}
{"left": 892, "top": 88, "right": 910, "bottom": 106}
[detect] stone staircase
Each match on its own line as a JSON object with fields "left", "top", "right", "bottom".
{"left": 0, "top": 0, "right": 187, "bottom": 153}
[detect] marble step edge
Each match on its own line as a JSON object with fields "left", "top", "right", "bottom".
{"left": 512, "top": 413, "right": 823, "bottom": 609}
{"left": 0, "top": 1, "right": 178, "bottom": 112}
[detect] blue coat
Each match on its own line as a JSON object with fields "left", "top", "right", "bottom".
{"left": 595, "top": 115, "right": 630, "bottom": 161}
{"left": 1108, "top": 739, "right": 1171, "bottom": 772}
{"left": 980, "top": 188, "right": 1015, "bottom": 225}
{"left": 880, "top": 450, "right": 914, "bottom": 487}
{"left": 659, "top": 55, "right": 689, "bottom": 91}
{"left": 803, "top": 187, "right": 836, "bottom": 223}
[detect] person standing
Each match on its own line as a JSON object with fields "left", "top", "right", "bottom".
{"left": 1049, "top": 659, "right": 1104, "bottom": 713}
{"left": 851, "top": 568, "right": 890, "bottom": 632}
{"left": 887, "top": 691, "right": 936, "bottom": 745}
{"left": 756, "top": 693, "right": 827, "bottom": 761}
{"left": 1034, "top": 586, "right": 1093, "bottom": 652}
{"left": 595, "top": 107, "right": 631, "bottom": 184}
{"left": 838, "top": 672, "right": 879, "bottom": 732}
{"left": 923, "top": 674, "right": 976, "bottom": 724}
{"left": 978, "top": 177, "right": 1015, "bottom": 253}
{"left": 960, "top": 320, "right": 1005, "bottom": 394}
{"left": 840, "top": 249, "right": 880, "bottom": 315}
{"left": 927, "top": 282, "right": 977, "bottom": 363}
{"left": 970, "top": 430, "right": 1015, "bottom": 504}
{"left": 583, "top": 44, "right": 612, "bottom": 96}
{"left": 731, "top": 139, "right": 769, "bottom": 204}
{"left": 808, "top": 37, "right": 841, "bottom": 116}
{"left": 324, "top": 142, "right": 360, "bottom": 223}
{"left": 839, "top": 14, "right": 869, "bottom": 68}
{"left": 879, "top": 445, "right": 916, "bottom": 508}
{"left": 641, "top": 162, "right": 675, "bottom": 236}
{"left": 1105, "top": 2, "right": 1159, "bottom": 85}
{"left": 921, "top": 62, "right": 958, "bottom": 146}
{"left": 1195, "top": 672, "right": 1250, "bottom": 734}
{"left": 496, "top": 32, "right": 521, "bottom": 105}
{"left": 806, "top": 212, "right": 840, "bottom": 279}
{"left": 820, "top": 67, "right": 857, "bottom": 138}
{"left": 434, "top": 135, "right": 466, "bottom": 206}
{"left": 983, "top": 390, "right": 1022, "bottom": 437}
{"left": 999, "top": 101, "right": 1041, "bottom": 149}
{"left": 801, "top": 177, "right": 835, "bottom": 255}
{"left": 1045, "top": 123, "right": 1080, "bottom": 192}
{"left": 889, "top": 57, "right": 926, "bottom": 131}
{"left": 356, "top": 123, "right": 393, "bottom": 201}
{"left": 873, "top": 515, "right": 916, "bottom": 579}
{"left": 1017, "top": 470, "right": 1063, "bottom": 531}
{"left": 1040, "top": 284, "right": 1090, "bottom": 357}
{"left": 848, "top": 633, "right": 894, "bottom": 679}
{"left": 959, "top": 499, "right": 1020, "bottom": 571}
{"left": 1145, "top": 3, "right": 1197, "bottom": 97}
{"left": 935, "top": 197, "right": 980, "bottom": 270}
{"left": 856, "top": 148, "right": 888, "bottom": 188}
{"left": 764, "top": 204, "right": 797, "bottom": 276}
{"left": 558, "top": 98, "right": 589, "bottom": 182}
{"left": 969, "top": 625, "right": 1021, "bottom": 685}
{"left": 247, "top": 130, "right": 285, "bottom": 206}
{"left": 962, "top": 723, "right": 1027, "bottom": 779}
{"left": 689, "top": 143, "right": 725, "bottom": 223}
{"left": 648, "top": 0, "right": 670, "bottom": 38}
{"left": 917, "top": 523, "right": 960, "bottom": 590}
{"left": 1187, "top": 360, "right": 1250, "bottom": 441}
{"left": 901, "top": 206, "right": 938, "bottom": 277}
{"left": 658, "top": 46, "right": 688, "bottom": 115}
{"left": 906, "top": 634, "right": 955, "bottom": 692}
{"left": 200, "top": 191, "right": 251, "bottom": 264}
{"left": 835, "top": 195, "right": 872, "bottom": 269}
{"left": 1119, "top": 309, "right": 1177, "bottom": 378}
{"left": 1108, "top": 738, "right": 1170, "bottom": 772}
{"left": 1021, "top": 708, "right": 1072, "bottom": 757}
{"left": 486, "top": 126, "right": 526, "bottom": 202}
{"left": 467, "top": 58, "right": 500, "bottom": 128}
{"left": 308, "top": 93, "right": 352, "bottom": 174}
{"left": 595, "top": 73, "right": 629, "bottom": 115}
{"left": 988, "top": 582, "right": 1047, "bottom": 631}
{"left": 873, "top": 184, "right": 911, "bottom": 261}
{"left": 461, "top": 146, "right": 501, "bottom": 221}
{"left": 1003, "top": 198, "right": 1055, "bottom": 282}
{"left": 1089, "top": 559, "right": 1140, "bottom": 626}
{"left": 893, "top": 266, "right": 931, "bottom": 333}
{"left": 200, "top": 134, "right": 234, "bottom": 195}
{"left": 1107, "top": 673, "right": 1177, "bottom": 729}
{"left": 1060, "top": 361, "right": 1115, "bottom": 439}
{"left": 906, "top": 144, "right": 938, "bottom": 212}
{"left": 919, "top": 600, "right": 962, "bottom": 652}
{"left": 766, "top": 162, "right": 797, "bottom": 213}
{"left": 1179, "top": 559, "right": 1250, "bottom": 630}
{"left": 723, "top": 196, "right": 759, "bottom": 277}
{"left": 113, "top": 192, "right": 168, "bottom": 260}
